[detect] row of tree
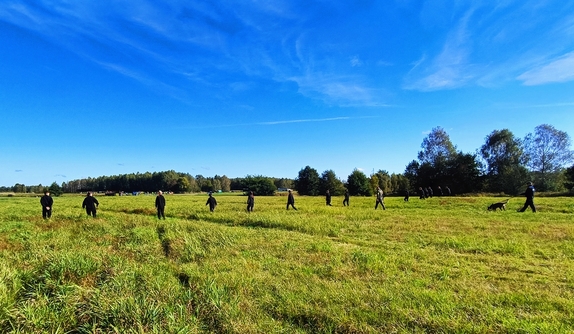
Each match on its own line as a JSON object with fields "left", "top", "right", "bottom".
{"left": 2, "top": 124, "right": 572, "bottom": 196}
{"left": 405, "top": 124, "right": 574, "bottom": 194}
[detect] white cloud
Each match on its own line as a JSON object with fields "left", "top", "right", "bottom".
{"left": 517, "top": 51, "right": 574, "bottom": 85}
{"left": 350, "top": 56, "right": 362, "bottom": 67}
{"left": 404, "top": 10, "right": 475, "bottom": 91}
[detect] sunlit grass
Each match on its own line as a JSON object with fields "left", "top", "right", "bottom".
{"left": 0, "top": 194, "right": 573, "bottom": 332}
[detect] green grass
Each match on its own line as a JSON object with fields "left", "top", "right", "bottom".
{"left": 0, "top": 194, "right": 573, "bottom": 333}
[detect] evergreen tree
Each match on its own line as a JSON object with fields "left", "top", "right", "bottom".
{"left": 294, "top": 166, "right": 320, "bottom": 196}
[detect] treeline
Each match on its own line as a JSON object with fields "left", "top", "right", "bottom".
{"left": 0, "top": 171, "right": 294, "bottom": 196}
{"left": 2, "top": 124, "right": 573, "bottom": 196}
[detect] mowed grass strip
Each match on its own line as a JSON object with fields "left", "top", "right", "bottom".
{"left": 0, "top": 194, "right": 573, "bottom": 333}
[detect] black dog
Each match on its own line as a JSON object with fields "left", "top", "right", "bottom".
{"left": 488, "top": 199, "right": 509, "bottom": 211}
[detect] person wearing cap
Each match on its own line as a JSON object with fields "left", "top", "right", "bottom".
{"left": 206, "top": 192, "right": 217, "bottom": 212}
{"left": 286, "top": 189, "right": 297, "bottom": 210}
{"left": 155, "top": 190, "right": 166, "bottom": 219}
{"left": 82, "top": 191, "right": 99, "bottom": 217}
{"left": 40, "top": 190, "right": 54, "bottom": 219}
{"left": 518, "top": 182, "right": 536, "bottom": 212}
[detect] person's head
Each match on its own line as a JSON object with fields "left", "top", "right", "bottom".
{"left": 158, "top": 190, "right": 163, "bottom": 195}
{"left": 44, "top": 190, "right": 49, "bottom": 195}
{"left": 208, "top": 191, "right": 212, "bottom": 197}
{"left": 288, "top": 189, "right": 292, "bottom": 193}
{"left": 527, "top": 181, "right": 532, "bottom": 185}
{"left": 249, "top": 191, "right": 253, "bottom": 195}
{"left": 87, "top": 192, "right": 92, "bottom": 196}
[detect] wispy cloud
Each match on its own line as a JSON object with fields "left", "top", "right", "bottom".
{"left": 177, "top": 116, "right": 378, "bottom": 130}
{"left": 350, "top": 56, "right": 362, "bottom": 67}
{"left": 404, "top": 10, "right": 475, "bottom": 91}
{"left": 15, "top": 169, "right": 23, "bottom": 172}
{"left": 517, "top": 51, "right": 574, "bottom": 85}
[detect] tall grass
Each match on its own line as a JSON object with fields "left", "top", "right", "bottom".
{"left": 0, "top": 194, "right": 572, "bottom": 333}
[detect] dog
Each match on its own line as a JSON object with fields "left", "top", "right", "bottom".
{"left": 488, "top": 199, "right": 509, "bottom": 211}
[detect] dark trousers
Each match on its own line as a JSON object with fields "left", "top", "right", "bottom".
{"left": 86, "top": 208, "right": 97, "bottom": 217}
{"left": 42, "top": 207, "right": 52, "bottom": 219}
{"left": 247, "top": 204, "right": 254, "bottom": 212}
{"left": 519, "top": 198, "right": 536, "bottom": 212}
{"left": 157, "top": 207, "right": 165, "bottom": 219}
{"left": 343, "top": 198, "right": 349, "bottom": 206}
{"left": 375, "top": 200, "right": 386, "bottom": 210}
{"left": 286, "top": 203, "right": 297, "bottom": 210}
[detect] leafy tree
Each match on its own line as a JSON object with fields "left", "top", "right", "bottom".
{"left": 390, "top": 173, "right": 409, "bottom": 194}
{"left": 480, "top": 129, "right": 529, "bottom": 194}
{"left": 219, "top": 175, "right": 231, "bottom": 192}
{"left": 176, "top": 177, "right": 191, "bottom": 193}
{"left": 523, "top": 124, "right": 574, "bottom": 191}
{"left": 48, "top": 182, "right": 63, "bottom": 196}
{"left": 564, "top": 164, "right": 574, "bottom": 191}
{"left": 446, "top": 152, "right": 483, "bottom": 194}
{"left": 418, "top": 126, "right": 457, "bottom": 166}
{"left": 274, "top": 178, "right": 294, "bottom": 190}
{"left": 12, "top": 183, "right": 26, "bottom": 193}
{"left": 346, "top": 169, "right": 372, "bottom": 196}
{"left": 319, "top": 170, "right": 346, "bottom": 196}
{"left": 373, "top": 170, "right": 391, "bottom": 193}
{"left": 294, "top": 166, "right": 320, "bottom": 196}
{"left": 243, "top": 176, "right": 276, "bottom": 196}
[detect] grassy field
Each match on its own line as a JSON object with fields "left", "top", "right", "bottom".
{"left": 0, "top": 193, "right": 573, "bottom": 333}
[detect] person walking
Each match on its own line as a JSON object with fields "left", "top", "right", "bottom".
{"left": 375, "top": 186, "right": 386, "bottom": 210}
{"left": 404, "top": 189, "right": 410, "bottom": 202}
{"left": 286, "top": 189, "right": 297, "bottom": 210}
{"left": 518, "top": 182, "right": 536, "bottom": 212}
{"left": 206, "top": 192, "right": 217, "bottom": 212}
{"left": 325, "top": 189, "right": 332, "bottom": 206}
{"left": 247, "top": 191, "right": 254, "bottom": 213}
{"left": 40, "top": 190, "right": 54, "bottom": 219}
{"left": 155, "top": 190, "right": 166, "bottom": 219}
{"left": 82, "top": 192, "right": 99, "bottom": 217}
{"left": 343, "top": 189, "right": 350, "bottom": 206}
{"left": 418, "top": 187, "right": 426, "bottom": 199}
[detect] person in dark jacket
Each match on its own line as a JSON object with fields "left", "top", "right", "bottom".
{"left": 445, "top": 186, "right": 451, "bottom": 196}
{"left": 437, "top": 186, "right": 443, "bottom": 196}
{"left": 343, "top": 189, "right": 350, "bottom": 206}
{"left": 518, "top": 182, "right": 536, "bottom": 212}
{"left": 82, "top": 192, "right": 99, "bottom": 217}
{"left": 155, "top": 190, "right": 166, "bottom": 219}
{"left": 428, "top": 187, "right": 433, "bottom": 198}
{"left": 418, "top": 187, "right": 426, "bottom": 199}
{"left": 247, "top": 191, "right": 254, "bottom": 213}
{"left": 375, "top": 186, "right": 386, "bottom": 210}
{"left": 206, "top": 192, "right": 217, "bottom": 212}
{"left": 325, "top": 190, "right": 332, "bottom": 206}
{"left": 40, "top": 190, "right": 54, "bottom": 219}
{"left": 404, "top": 189, "right": 409, "bottom": 202}
{"left": 286, "top": 190, "right": 297, "bottom": 210}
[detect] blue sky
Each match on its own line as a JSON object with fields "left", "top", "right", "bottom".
{"left": 1, "top": 0, "right": 574, "bottom": 187}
